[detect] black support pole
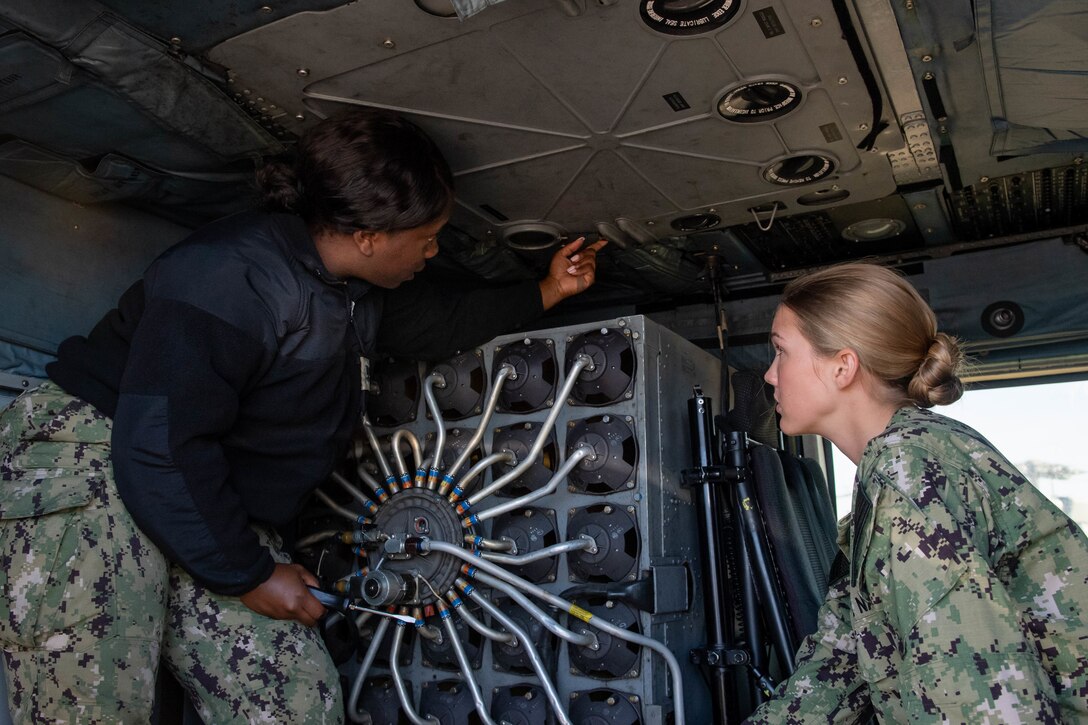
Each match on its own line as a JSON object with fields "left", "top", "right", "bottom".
{"left": 722, "top": 430, "right": 797, "bottom": 673}
{"left": 688, "top": 390, "right": 738, "bottom": 723}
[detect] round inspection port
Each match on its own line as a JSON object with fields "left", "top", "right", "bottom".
{"left": 502, "top": 223, "right": 563, "bottom": 251}
{"left": 717, "top": 80, "right": 802, "bottom": 123}
{"left": 763, "top": 154, "right": 836, "bottom": 186}
{"left": 640, "top": 0, "right": 743, "bottom": 36}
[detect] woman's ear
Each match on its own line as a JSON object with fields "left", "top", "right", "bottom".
{"left": 353, "top": 229, "right": 378, "bottom": 257}
{"left": 832, "top": 348, "right": 861, "bottom": 389}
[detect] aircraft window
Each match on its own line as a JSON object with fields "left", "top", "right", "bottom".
{"left": 831, "top": 379, "right": 1088, "bottom": 534}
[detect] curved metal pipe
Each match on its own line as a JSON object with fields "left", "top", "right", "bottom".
{"left": 313, "top": 488, "right": 363, "bottom": 524}
{"left": 422, "top": 372, "right": 447, "bottom": 486}
{"left": 355, "top": 463, "right": 388, "bottom": 501}
{"left": 449, "top": 450, "right": 517, "bottom": 503}
{"left": 460, "top": 582, "right": 570, "bottom": 725}
{"left": 416, "top": 624, "right": 442, "bottom": 642}
{"left": 465, "top": 534, "right": 517, "bottom": 553}
{"left": 346, "top": 616, "right": 391, "bottom": 724}
{"left": 295, "top": 529, "right": 342, "bottom": 549}
{"left": 422, "top": 539, "right": 688, "bottom": 724}
{"left": 391, "top": 429, "right": 423, "bottom": 477}
{"left": 471, "top": 570, "right": 595, "bottom": 649}
{"left": 462, "top": 355, "right": 591, "bottom": 506}
{"left": 330, "top": 471, "right": 379, "bottom": 510}
{"left": 441, "top": 611, "right": 497, "bottom": 725}
{"left": 390, "top": 624, "right": 439, "bottom": 725}
{"left": 474, "top": 447, "right": 593, "bottom": 523}
{"left": 446, "top": 363, "right": 516, "bottom": 479}
{"left": 449, "top": 591, "right": 514, "bottom": 644}
{"left": 480, "top": 534, "right": 596, "bottom": 565}
{"left": 362, "top": 415, "right": 395, "bottom": 480}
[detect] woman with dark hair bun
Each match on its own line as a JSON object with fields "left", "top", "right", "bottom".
{"left": 746, "top": 263, "right": 1088, "bottom": 722}
{"left": 0, "top": 109, "right": 604, "bottom": 723}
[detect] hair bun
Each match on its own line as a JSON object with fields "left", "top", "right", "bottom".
{"left": 255, "top": 160, "right": 303, "bottom": 214}
{"left": 907, "top": 332, "right": 964, "bottom": 407}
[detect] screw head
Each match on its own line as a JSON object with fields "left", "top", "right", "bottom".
{"left": 297, "top": 68, "right": 310, "bottom": 77}
{"left": 837, "top": 76, "right": 848, "bottom": 85}
{"left": 810, "top": 17, "right": 822, "bottom": 27}
{"left": 382, "top": 38, "right": 396, "bottom": 49}
{"left": 921, "top": 54, "right": 933, "bottom": 62}
{"left": 259, "top": 5, "right": 273, "bottom": 12}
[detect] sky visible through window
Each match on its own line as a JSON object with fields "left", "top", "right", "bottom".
{"left": 831, "top": 379, "right": 1088, "bottom": 534}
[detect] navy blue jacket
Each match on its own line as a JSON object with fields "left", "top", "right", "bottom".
{"left": 48, "top": 211, "right": 543, "bottom": 594}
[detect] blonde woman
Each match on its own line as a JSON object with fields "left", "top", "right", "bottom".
{"left": 747, "top": 263, "right": 1088, "bottom": 723}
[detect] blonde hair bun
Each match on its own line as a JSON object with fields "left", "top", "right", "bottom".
{"left": 907, "top": 332, "right": 964, "bottom": 407}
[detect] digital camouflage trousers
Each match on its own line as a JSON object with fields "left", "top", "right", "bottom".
{"left": 0, "top": 382, "right": 343, "bottom": 724}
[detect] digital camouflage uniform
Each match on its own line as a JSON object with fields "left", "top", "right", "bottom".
{"left": 0, "top": 383, "right": 343, "bottom": 724}
{"left": 747, "top": 405, "right": 1088, "bottom": 724}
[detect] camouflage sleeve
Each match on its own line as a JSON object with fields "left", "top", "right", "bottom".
{"left": 743, "top": 574, "right": 872, "bottom": 724}
{"left": 859, "top": 457, "right": 1063, "bottom": 721}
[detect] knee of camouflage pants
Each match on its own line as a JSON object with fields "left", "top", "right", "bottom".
{"left": 162, "top": 525, "right": 344, "bottom": 725}
{"left": 0, "top": 383, "right": 170, "bottom": 723}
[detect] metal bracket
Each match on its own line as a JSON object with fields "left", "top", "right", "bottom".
{"left": 0, "top": 371, "right": 43, "bottom": 395}
{"left": 679, "top": 465, "right": 744, "bottom": 488}
{"left": 689, "top": 646, "right": 750, "bottom": 668}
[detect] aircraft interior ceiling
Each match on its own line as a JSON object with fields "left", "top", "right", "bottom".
{"left": 0, "top": 0, "right": 1087, "bottom": 374}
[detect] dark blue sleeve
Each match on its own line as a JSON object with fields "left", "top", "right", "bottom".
{"left": 112, "top": 296, "right": 276, "bottom": 595}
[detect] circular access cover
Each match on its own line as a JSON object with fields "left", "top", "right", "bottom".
{"left": 763, "top": 154, "right": 836, "bottom": 186}
{"left": 640, "top": 0, "right": 742, "bottom": 36}
{"left": 718, "top": 80, "right": 802, "bottom": 123}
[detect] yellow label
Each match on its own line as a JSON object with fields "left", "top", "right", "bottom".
{"left": 568, "top": 604, "right": 595, "bottom": 624}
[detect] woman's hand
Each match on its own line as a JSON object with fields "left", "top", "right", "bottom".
{"left": 539, "top": 237, "right": 608, "bottom": 310}
{"left": 239, "top": 562, "right": 327, "bottom": 626}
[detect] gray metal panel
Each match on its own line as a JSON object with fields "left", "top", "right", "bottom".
{"left": 0, "top": 174, "right": 186, "bottom": 358}
{"left": 211, "top": 0, "right": 901, "bottom": 240}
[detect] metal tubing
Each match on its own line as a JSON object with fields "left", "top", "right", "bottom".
{"left": 423, "top": 539, "right": 687, "bottom": 725}
{"left": 442, "top": 614, "right": 497, "bottom": 725}
{"left": 451, "top": 451, "right": 516, "bottom": 500}
{"left": 450, "top": 593, "right": 514, "bottom": 643}
{"left": 346, "top": 617, "right": 391, "bottom": 724}
{"left": 313, "top": 488, "right": 362, "bottom": 523}
{"left": 463, "top": 355, "right": 591, "bottom": 505}
{"left": 330, "top": 471, "right": 377, "bottom": 509}
{"left": 422, "top": 372, "right": 447, "bottom": 481}
{"left": 391, "top": 429, "right": 423, "bottom": 476}
{"left": 362, "top": 416, "right": 394, "bottom": 480}
{"left": 295, "top": 529, "right": 342, "bottom": 549}
{"left": 446, "top": 363, "right": 515, "bottom": 479}
{"left": 416, "top": 624, "right": 442, "bottom": 642}
{"left": 465, "top": 534, "right": 517, "bottom": 552}
{"left": 470, "top": 570, "right": 596, "bottom": 649}
{"left": 355, "top": 464, "right": 387, "bottom": 498}
{"left": 461, "top": 583, "right": 571, "bottom": 725}
{"left": 474, "top": 447, "right": 592, "bottom": 522}
{"left": 390, "top": 624, "right": 439, "bottom": 725}
{"left": 480, "top": 534, "right": 596, "bottom": 565}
